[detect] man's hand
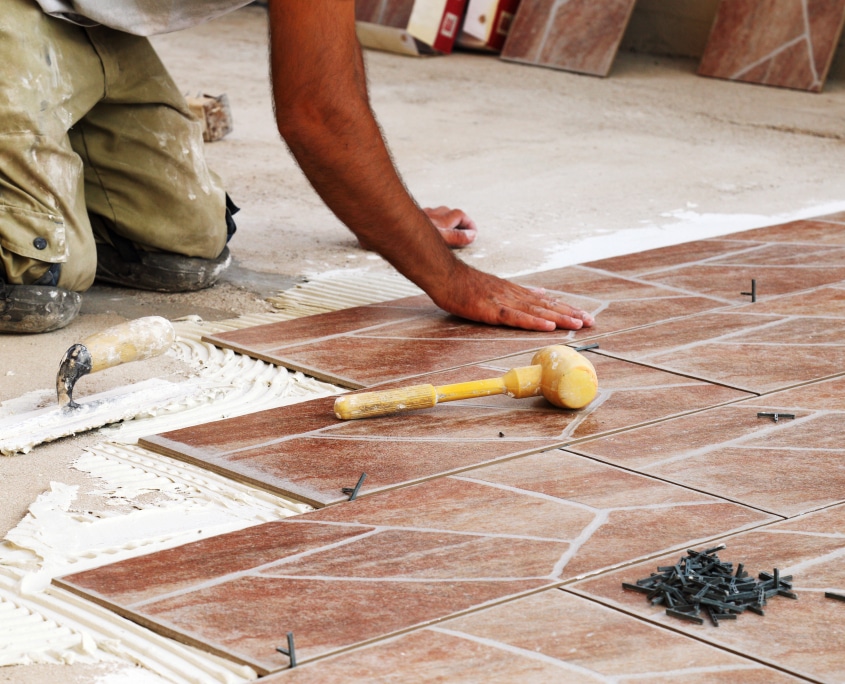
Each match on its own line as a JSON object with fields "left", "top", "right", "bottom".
{"left": 423, "top": 206, "right": 477, "bottom": 248}
{"left": 430, "top": 260, "right": 594, "bottom": 332}
{"left": 357, "top": 205, "right": 478, "bottom": 251}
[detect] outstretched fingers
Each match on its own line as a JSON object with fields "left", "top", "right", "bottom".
{"left": 434, "top": 268, "right": 596, "bottom": 332}
{"left": 528, "top": 288, "right": 595, "bottom": 329}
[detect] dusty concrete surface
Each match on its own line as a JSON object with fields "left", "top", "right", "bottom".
{"left": 2, "top": 5, "right": 845, "bottom": 682}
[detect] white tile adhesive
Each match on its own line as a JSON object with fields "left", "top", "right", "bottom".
{"left": 0, "top": 271, "right": 421, "bottom": 682}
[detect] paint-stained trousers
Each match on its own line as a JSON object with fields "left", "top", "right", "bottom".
{"left": 0, "top": 0, "right": 229, "bottom": 292}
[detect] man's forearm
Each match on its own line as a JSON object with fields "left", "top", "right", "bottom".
{"left": 266, "top": 0, "right": 463, "bottom": 302}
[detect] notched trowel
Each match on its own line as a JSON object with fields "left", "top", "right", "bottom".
{"left": 1, "top": 316, "right": 195, "bottom": 455}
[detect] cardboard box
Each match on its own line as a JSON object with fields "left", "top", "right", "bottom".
{"left": 356, "top": 0, "right": 468, "bottom": 55}
{"left": 458, "top": 0, "right": 521, "bottom": 52}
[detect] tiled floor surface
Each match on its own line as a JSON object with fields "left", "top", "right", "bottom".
{"left": 57, "top": 214, "right": 845, "bottom": 680}
{"left": 697, "top": 0, "right": 845, "bottom": 92}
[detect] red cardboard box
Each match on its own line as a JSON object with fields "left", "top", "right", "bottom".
{"left": 458, "top": 0, "right": 521, "bottom": 52}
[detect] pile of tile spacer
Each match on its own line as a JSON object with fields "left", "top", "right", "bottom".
{"left": 622, "top": 544, "right": 798, "bottom": 626}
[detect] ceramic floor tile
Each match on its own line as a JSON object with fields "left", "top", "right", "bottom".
{"left": 203, "top": 298, "right": 435, "bottom": 358}
{"left": 582, "top": 238, "right": 764, "bottom": 278}
{"left": 571, "top": 505, "right": 845, "bottom": 683}
{"left": 639, "top": 251, "right": 845, "bottom": 304}
{"left": 501, "top": 0, "right": 638, "bottom": 76}
{"left": 697, "top": 0, "right": 845, "bottom": 92}
{"left": 593, "top": 289, "right": 845, "bottom": 393}
{"left": 728, "top": 216, "right": 845, "bottom": 244}
{"left": 54, "top": 519, "right": 555, "bottom": 673}
{"left": 569, "top": 374, "right": 845, "bottom": 516}
{"left": 55, "top": 450, "right": 773, "bottom": 673}
{"left": 203, "top": 266, "right": 725, "bottom": 389}
{"left": 140, "top": 353, "right": 750, "bottom": 507}
{"left": 297, "top": 450, "right": 774, "bottom": 581}
{"left": 265, "top": 589, "right": 804, "bottom": 682}
{"left": 738, "top": 284, "right": 845, "bottom": 317}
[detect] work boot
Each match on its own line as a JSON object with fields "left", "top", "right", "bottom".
{"left": 95, "top": 242, "right": 232, "bottom": 292}
{"left": 0, "top": 265, "right": 81, "bottom": 334}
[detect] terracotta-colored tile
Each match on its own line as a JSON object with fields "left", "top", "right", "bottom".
{"left": 268, "top": 590, "right": 803, "bottom": 682}
{"left": 570, "top": 386, "right": 845, "bottom": 516}
{"left": 644, "top": 330, "right": 845, "bottom": 394}
{"left": 204, "top": 302, "right": 433, "bottom": 356}
{"left": 728, "top": 218, "right": 845, "bottom": 244}
{"left": 641, "top": 261, "right": 845, "bottom": 302}
{"left": 570, "top": 404, "right": 804, "bottom": 470}
{"left": 54, "top": 521, "right": 370, "bottom": 606}
{"left": 264, "top": 335, "right": 559, "bottom": 388}
{"left": 713, "top": 242, "right": 845, "bottom": 268}
{"left": 296, "top": 451, "right": 773, "bottom": 580}
{"left": 55, "top": 451, "right": 773, "bottom": 673}
{"left": 501, "top": 0, "right": 638, "bottom": 77}
{"left": 649, "top": 445, "right": 845, "bottom": 517}
{"left": 576, "top": 296, "right": 728, "bottom": 342}
{"left": 171, "top": 434, "right": 552, "bottom": 508}
{"left": 734, "top": 284, "right": 845, "bottom": 317}
{"left": 300, "top": 474, "right": 597, "bottom": 542}
{"left": 571, "top": 505, "right": 845, "bottom": 683}
{"left": 595, "top": 307, "right": 845, "bottom": 393}
{"left": 140, "top": 354, "right": 751, "bottom": 506}
{"left": 517, "top": 265, "right": 709, "bottom": 300}
{"left": 814, "top": 210, "right": 845, "bottom": 225}
{"left": 698, "top": 0, "right": 845, "bottom": 92}
{"left": 141, "top": 397, "right": 338, "bottom": 457}
{"left": 151, "top": 576, "right": 544, "bottom": 673}
{"left": 452, "top": 452, "right": 774, "bottom": 579}
{"left": 264, "top": 528, "right": 565, "bottom": 580}
{"left": 759, "top": 373, "right": 845, "bottom": 410}
{"left": 588, "top": 311, "right": 781, "bottom": 358}
{"left": 582, "top": 239, "right": 761, "bottom": 277}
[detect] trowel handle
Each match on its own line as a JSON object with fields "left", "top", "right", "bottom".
{"left": 83, "top": 316, "right": 176, "bottom": 373}
{"left": 57, "top": 316, "right": 176, "bottom": 408}
{"left": 333, "top": 366, "right": 543, "bottom": 420}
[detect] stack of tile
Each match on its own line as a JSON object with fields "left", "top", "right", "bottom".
{"left": 358, "top": 0, "right": 845, "bottom": 92}
{"left": 54, "top": 213, "right": 845, "bottom": 679}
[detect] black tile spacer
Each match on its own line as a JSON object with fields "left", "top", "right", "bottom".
{"left": 573, "top": 343, "right": 599, "bottom": 352}
{"left": 276, "top": 631, "right": 297, "bottom": 668}
{"left": 342, "top": 472, "right": 367, "bottom": 501}
{"left": 757, "top": 412, "right": 795, "bottom": 423}
{"left": 741, "top": 279, "right": 757, "bottom": 302}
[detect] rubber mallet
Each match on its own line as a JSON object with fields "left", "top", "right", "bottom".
{"left": 334, "top": 344, "right": 598, "bottom": 420}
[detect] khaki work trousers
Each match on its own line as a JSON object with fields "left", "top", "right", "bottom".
{"left": 0, "top": 0, "right": 229, "bottom": 292}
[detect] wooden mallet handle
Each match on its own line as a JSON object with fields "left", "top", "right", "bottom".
{"left": 333, "top": 366, "right": 542, "bottom": 420}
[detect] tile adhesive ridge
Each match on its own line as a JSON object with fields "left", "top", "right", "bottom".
{"left": 0, "top": 270, "right": 413, "bottom": 680}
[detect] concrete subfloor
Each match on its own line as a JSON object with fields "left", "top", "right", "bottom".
{"left": 2, "top": 5, "right": 845, "bottom": 682}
